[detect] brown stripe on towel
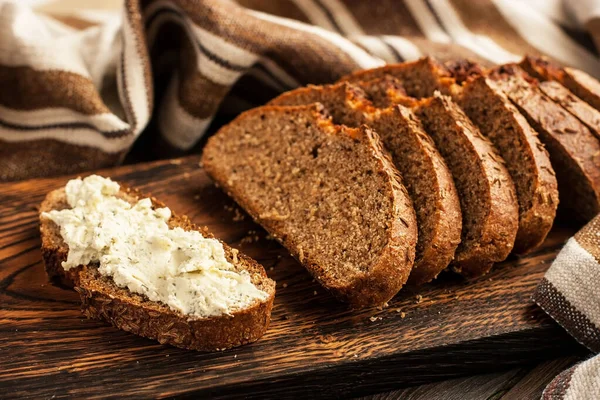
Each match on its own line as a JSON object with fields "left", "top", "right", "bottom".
{"left": 534, "top": 277, "right": 600, "bottom": 352}
{"left": 0, "top": 66, "right": 111, "bottom": 114}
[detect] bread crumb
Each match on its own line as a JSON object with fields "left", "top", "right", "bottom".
{"left": 193, "top": 195, "right": 200, "bottom": 200}
{"left": 369, "top": 316, "right": 381, "bottom": 322}
{"left": 454, "top": 295, "right": 460, "bottom": 300}
{"left": 233, "top": 208, "right": 245, "bottom": 221}
{"left": 169, "top": 159, "right": 182, "bottom": 165}
{"left": 282, "top": 283, "right": 288, "bottom": 288}
{"left": 183, "top": 172, "right": 191, "bottom": 179}
{"left": 313, "top": 291, "right": 317, "bottom": 296}
{"left": 269, "top": 267, "right": 274, "bottom": 271}
{"left": 488, "top": 278, "right": 493, "bottom": 282}
{"left": 415, "top": 294, "right": 423, "bottom": 304}
{"left": 400, "top": 312, "right": 406, "bottom": 318}
{"left": 231, "top": 248, "right": 239, "bottom": 264}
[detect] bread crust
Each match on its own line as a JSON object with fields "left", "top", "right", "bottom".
{"left": 202, "top": 104, "right": 417, "bottom": 308}
{"left": 338, "top": 57, "right": 454, "bottom": 98}
{"left": 39, "top": 185, "right": 275, "bottom": 351}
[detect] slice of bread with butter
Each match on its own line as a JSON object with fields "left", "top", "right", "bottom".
{"left": 39, "top": 175, "right": 275, "bottom": 351}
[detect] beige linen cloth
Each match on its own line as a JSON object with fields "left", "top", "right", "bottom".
{"left": 1, "top": 0, "right": 600, "bottom": 397}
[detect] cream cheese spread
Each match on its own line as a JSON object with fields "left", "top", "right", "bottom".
{"left": 42, "top": 175, "right": 268, "bottom": 318}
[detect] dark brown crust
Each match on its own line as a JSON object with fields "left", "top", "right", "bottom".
{"left": 202, "top": 104, "right": 417, "bottom": 308}
{"left": 416, "top": 94, "right": 519, "bottom": 277}
{"left": 338, "top": 57, "right": 454, "bottom": 98}
{"left": 270, "top": 81, "right": 461, "bottom": 285}
{"left": 443, "top": 59, "right": 485, "bottom": 84}
{"left": 76, "top": 266, "right": 273, "bottom": 352}
{"left": 39, "top": 185, "right": 276, "bottom": 351}
{"left": 488, "top": 64, "right": 600, "bottom": 222}
{"left": 456, "top": 76, "right": 558, "bottom": 254}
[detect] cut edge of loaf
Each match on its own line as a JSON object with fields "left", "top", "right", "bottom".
{"left": 202, "top": 103, "right": 418, "bottom": 308}
{"left": 39, "top": 186, "right": 276, "bottom": 351}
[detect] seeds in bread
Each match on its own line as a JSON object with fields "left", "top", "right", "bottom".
{"left": 202, "top": 104, "right": 417, "bottom": 307}
{"left": 269, "top": 82, "right": 461, "bottom": 285}
{"left": 39, "top": 184, "right": 276, "bottom": 351}
{"left": 454, "top": 76, "right": 558, "bottom": 254}
{"left": 489, "top": 64, "right": 600, "bottom": 222}
{"left": 414, "top": 93, "right": 519, "bottom": 277}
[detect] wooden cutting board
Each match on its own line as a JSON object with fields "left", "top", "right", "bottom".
{"left": 0, "top": 156, "right": 585, "bottom": 399}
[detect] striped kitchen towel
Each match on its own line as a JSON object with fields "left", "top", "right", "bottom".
{"left": 534, "top": 215, "right": 600, "bottom": 399}
{"left": 1, "top": 0, "right": 599, "bottom": 180}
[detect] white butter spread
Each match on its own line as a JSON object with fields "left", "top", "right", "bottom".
{"left": 42, "top": 175, "right": 268, "bottom": 318}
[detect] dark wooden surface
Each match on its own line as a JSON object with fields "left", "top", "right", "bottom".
{"left": 0, "top": 156, "right": 586, "bottom": 399}
{"left": 363, "top": 356, "right": 582, "bottom": 400}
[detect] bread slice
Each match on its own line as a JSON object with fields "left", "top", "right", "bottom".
{"left": 453, "top": 76, "right": 559, "bottom": 254}
{"left": 488, "top": 64, "right": 600, "bottom": 222}
{"left": 39, "top": 185, "right": 276, "bottom": 351}
{"left": 338, "top": 57, "right": 454, "bottom": 98}
{"left": 520, "top": 56, "right": 600, "bottom": 112}
{"left": 414, "top": 93, "right": 519, "bottom": 277}
{"left": 269, "top": 83, "right": 461, "bottom": 285}
{"left": 202, "top": 104, "right": 418, "bottom": 307}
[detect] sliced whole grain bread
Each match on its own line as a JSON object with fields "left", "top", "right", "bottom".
{"left": 488, "top": 64, "right": 600, "bottom": 222}
{"left": 360, "top": 61, "right": 560, "bottom": 253}
{"left": 39, "top": 186, "right": 276, "bottom": 351}
{"left": 453, "top": 76, "right": 559, "bottom": 254}
{"left": 414, "top": 93, "right": 519, "bottom": 277}
{"left": 338, "top": 57, "right": 454, "bottom": 98}
{"left": 269, "top": 83, "right": 462, "bottom": 285}
{"left": 202, "top": 104, "right": 418, "bottom": 307}
{"left": 520, "top": 56, "right": 600, "bottom": 112}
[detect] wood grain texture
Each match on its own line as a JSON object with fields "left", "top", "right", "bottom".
{"left": 0, "top": 156, "right": 586, "bottom": 399}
